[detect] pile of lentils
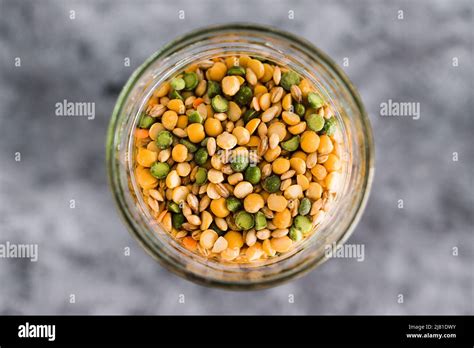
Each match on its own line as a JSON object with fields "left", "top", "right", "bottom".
{"left": 133, "top": 55, "right": 343, "bottom": 263}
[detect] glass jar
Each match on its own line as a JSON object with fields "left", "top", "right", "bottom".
{"left": 106, "top": 24, "right": 374, "bottom": 289}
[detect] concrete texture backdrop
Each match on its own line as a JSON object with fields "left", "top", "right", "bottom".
{"left": 0, "top": 0, "right": 472, "bottom": 314}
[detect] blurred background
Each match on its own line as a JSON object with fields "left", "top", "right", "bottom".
{"left": 0, "top": 0, "right": 472, "bottom": 314}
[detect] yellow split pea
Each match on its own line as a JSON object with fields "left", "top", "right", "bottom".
{"left": 187, "top": 123, "right": 205, "bottom": 143}
{"left": 210, "top": 197, "right": 230, "bottom": 218}
{"left": 204, "top": 118, "right": 223, "bottom": 137}
{"left": 272, "top": 158, "right": 290, "bottom": 175}
{"left": 172, "top": 144, "right": 188, "bottom": 163}
{"left": 300, "top": 131, "right": 320, "bottom": 153}
{"left": 244, "top": 193, "right": 265, "bottom": 213}
{"left": 222, "top": 76, "right": 240, "bottom": 96}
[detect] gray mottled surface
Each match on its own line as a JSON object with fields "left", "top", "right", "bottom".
{"left": 0, "top": 0, "right": 472, "bottom": 314}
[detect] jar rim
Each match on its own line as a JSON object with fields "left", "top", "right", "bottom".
{"left": 106, "top": 23, "right": 375, "bottom": 289}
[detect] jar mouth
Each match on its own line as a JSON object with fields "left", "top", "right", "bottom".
{"left": 106, "top": 23, "right": 375, "bottom": 289}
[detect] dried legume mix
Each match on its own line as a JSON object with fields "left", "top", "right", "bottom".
{"left": 133, "top": 55, "right": 343, "bottom": 263}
